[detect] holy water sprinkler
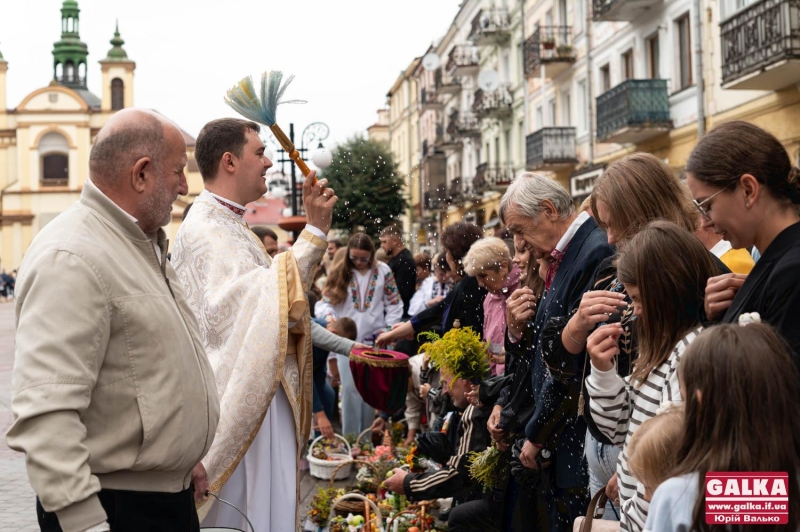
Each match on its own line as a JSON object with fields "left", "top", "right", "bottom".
{"left": 224, "top": 71, "right": 316, "bottom": 184}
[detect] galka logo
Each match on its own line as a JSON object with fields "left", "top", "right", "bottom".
{"left": 705, "top": 473, "right": 789, "bottom": 525}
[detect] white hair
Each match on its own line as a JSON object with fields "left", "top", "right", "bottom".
{"left": 463, "top": 237, "right": 511, "bottom": 276}
{"left": 499, "top": 172, "right": 575, "bottom": 223}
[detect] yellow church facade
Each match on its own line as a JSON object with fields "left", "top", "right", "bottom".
{"left": 0, "top": 1, "right": 203, "bottom": 272}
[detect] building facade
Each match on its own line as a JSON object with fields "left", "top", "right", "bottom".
{"left": 388, "top": 0, "right": 800, "bottom": 237}
{"left": 0, "top": 1, "right": 206, "bottom": 271}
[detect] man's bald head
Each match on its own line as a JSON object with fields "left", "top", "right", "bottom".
{"left": 89, "top": 109, "right": 180, "bottom": 188}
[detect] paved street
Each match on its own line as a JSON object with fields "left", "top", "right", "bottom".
{"left": 0, "top": 301, "right": 37, "bottom": 531}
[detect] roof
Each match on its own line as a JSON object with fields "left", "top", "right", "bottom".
{"left": 242, "top": 197, "right": 287, "bottom": 225}
{"left": 72, "top": 88, "right": 101, "bottom": 109}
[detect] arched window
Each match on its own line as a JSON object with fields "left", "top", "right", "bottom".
{"left": 78, "top": 62, "right": 86, "bottom": 84}
{"left": 64, "top": 61, "right": 74, "bottom": 83}
{"left": 111, "top": 78, "right": 124, "bottom": 110}
{"left": 39, "top": 132, "right": 70, "bottom": 187}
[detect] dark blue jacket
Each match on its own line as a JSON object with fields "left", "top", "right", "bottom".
{"left": 523, "top": 217, "right": 614, "bottom": 489}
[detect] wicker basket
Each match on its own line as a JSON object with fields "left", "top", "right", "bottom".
{"left": 351, "top": 428, "right": 375, "bottom": 458}
{"left": 328, "top": 460, "right": 383, "bottom": 516}
{"left": 386, "top": 501, "right": 433, "bottom": 532}
{"left": 328, "top": 493, "right": 384, "bottom": 532}
{"left": 307, "top": 434, "right": 353, "bottom": 480}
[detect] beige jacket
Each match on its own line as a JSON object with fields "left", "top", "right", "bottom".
{"left": 7, "top": 180, "right": 220, "bottom": 532}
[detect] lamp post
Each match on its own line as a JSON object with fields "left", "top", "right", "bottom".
{"left": 268, "top": 122, "right": 332, "bottom": 238}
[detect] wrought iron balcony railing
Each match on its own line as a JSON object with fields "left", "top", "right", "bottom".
{"left": 526, "top": 127, "right": 578, "bottom": 170}
{"left": 473, "top": 162, "right": 515, "bottom": 192}
{"left": 470, "top": 9, "right": 512, "bottom": 46}
{"left": 448, "top": 111, "right": 481, "bottom": 137}
{"left": 524, "top": 25, "right": 576, "bottom": 79}
{"left": 436, "top": 68, "right": 462, "bottom": 95}
{"left": 596, "top": 79, "right": 672, "bottom": 144}
{"left": 447, "top": 45, "right": 480, "bottom": 76}
{"left": 420, "top": 87, "right": 443, "bottom": 112}
{"left": 473, "top": 86, "right": 513, "bottom": 119}
{"left": 593, "top": 0, "right": 663, "bottom": 21}
{"left": 721, "top": 0, "right": 800, "bottom": 90}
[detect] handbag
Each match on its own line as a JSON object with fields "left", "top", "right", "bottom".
{"left": 573, "top": 485, "right": 620, "bottom": 532}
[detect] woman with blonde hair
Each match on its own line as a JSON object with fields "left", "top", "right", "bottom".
{"left": 464, "top": 237, "right": 522, "bottom": 376}
{"left": 586, "top": 220, "right": 718, "bottom": 532}
{"left": 315, "top": 233, "right": 404, "bottom": 435}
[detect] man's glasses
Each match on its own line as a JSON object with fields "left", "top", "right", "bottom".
{"left": 693, "top": 183, "right": 735, "bottom": 220}
{"left": 350, "top": 256, "right": 371, "bottom": 263}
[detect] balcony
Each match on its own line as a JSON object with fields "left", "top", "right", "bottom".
{"left": 435, "top": 68, "right": 462, "bottom": 96}
{"left": 436, "top": 123, "right": 462, "bottom": 151}
{"left": 596, "top": 79, "right": 672, "bottom": 144}
{"left": 526, "top": 127, "right": 578, "bottom": 171}
{"left": 592, "top": 0, "right": 663, "bottom": 21}
{"left": 420, "top": 87, "right": 443, "bottom": 112}
{"left": 40, "top": 178, "right": 69, "bottom": 187}
{"left": 524, "top": 25, "right": 576, "bottom": 79}
{"left": 720, "top": 0, "right": 800, "bottom": 90}
{"left": 447, "top": 45, "right": 480, "bottom": 77}
{"left": 473, "top": 162, "right": 515, "bottom": 193}
{"left": 469, "top": 9, "right": 512, "bottom": 46}
{"left": 473, "top": 86, "right": 513, "bottom": 120}
{"left": 448, "top": 111, "right": 481, "bottom": 138}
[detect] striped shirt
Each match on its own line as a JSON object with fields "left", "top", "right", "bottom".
{"left": 586, "top": 327, "right": 701, "bottom": 532}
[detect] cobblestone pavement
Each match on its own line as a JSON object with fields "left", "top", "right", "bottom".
{"left": 0, "top": 301, "right": 38, "bottom": 531}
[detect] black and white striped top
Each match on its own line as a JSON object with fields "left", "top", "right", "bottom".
{"left": 586, "top": 327, "right": 701, "bottom": 532}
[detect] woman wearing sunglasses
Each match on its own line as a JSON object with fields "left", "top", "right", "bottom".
{"left": 316, "top": 233, "right": 404, "bottom": 435}
{"left": 685, "top": 120, "right": 800, "bottom": 362}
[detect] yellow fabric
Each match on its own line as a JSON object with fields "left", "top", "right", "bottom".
{"left": 720, "top": 248, "right": 755, "bottom": 274}
{"left": 172, "top": 191, "right": 325, "bottom": 520}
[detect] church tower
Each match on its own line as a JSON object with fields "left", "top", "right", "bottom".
{"left": 52, "top": 0, "right": 89, "bottom": 88}
{"left": 99, "top": 22, "right": 136, "bottom": 111}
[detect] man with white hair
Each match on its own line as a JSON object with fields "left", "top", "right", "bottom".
{"left": 488, "top": 173, "right": 614, "bottom": 530}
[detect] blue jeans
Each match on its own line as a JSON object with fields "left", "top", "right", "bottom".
{"left": 584, "top": 431, "right": 621, "bottom": 520}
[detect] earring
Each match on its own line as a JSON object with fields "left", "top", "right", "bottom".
{"left": 746, "top": 201, "right": 750, "bottom": 208}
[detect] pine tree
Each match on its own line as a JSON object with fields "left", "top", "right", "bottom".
{"left": 321, "top": 136, "right": 408, "bottom": 236}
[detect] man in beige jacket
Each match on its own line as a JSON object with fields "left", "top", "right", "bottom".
{"left": 7, "top": 109, "right": 220, "bottom": 532}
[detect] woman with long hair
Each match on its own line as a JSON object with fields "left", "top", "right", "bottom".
{"left": 685, "top": 120, "right": 800, "bottom": 362}
{"left": 585, "top": 221, "right": 718, "bottom": 532}
{"left": 315, "top": 233, "right": 403, "bottom": 436}
{"left": 646, "top": 323, "right": 800, "bottom": 532}
{"left": 540, "top": 153, "right": 708, "bottom": 518}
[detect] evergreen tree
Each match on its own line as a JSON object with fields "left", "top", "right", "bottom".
{"left": 321, "top": 136, "right": 408, "bottom": 237}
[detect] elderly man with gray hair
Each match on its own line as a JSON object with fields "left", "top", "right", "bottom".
{"left": 7, "top": 109, "right": 219, "bottom": 532}
{"left": 487, "top": 173, "right": 613, "bottom": 531}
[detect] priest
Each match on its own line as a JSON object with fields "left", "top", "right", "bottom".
{"left": 172, "top": 118, "right": 336, "bottom": 531}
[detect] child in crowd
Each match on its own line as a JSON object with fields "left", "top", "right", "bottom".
{"left": 645, "top": 322, "right": 800, "bottom": 532}
{"left": 626, "top": 406, "right": 684, "bottom": 502}
{"left": 586, "top": 221, "right": 718, "bottom": 532}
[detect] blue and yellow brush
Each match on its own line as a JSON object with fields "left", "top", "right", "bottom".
{"left": 224, "top": 71, "right": 316, "bottom": 184}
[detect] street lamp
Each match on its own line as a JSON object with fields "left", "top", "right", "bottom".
{"left": 270, "top": 122, "right": 332, "bottom": 237}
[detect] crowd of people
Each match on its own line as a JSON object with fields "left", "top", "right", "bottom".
{"left": 5, "top": 109, "right": 800, "bottom": 532}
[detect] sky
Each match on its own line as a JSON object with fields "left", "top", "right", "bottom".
{"left": 1, "top": 0, "right": 463, "bottom": 148}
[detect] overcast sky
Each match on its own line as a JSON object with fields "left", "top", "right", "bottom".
{"left": 1, "top": 0, "right": 462, "bottom": 148}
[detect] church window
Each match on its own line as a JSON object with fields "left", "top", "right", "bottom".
{"left": 39, "top": 132, "right": 70, "bottom": 187}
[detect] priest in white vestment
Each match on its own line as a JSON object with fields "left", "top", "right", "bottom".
{"left": 172, "top": 118, "right": 336, "bottom": 531}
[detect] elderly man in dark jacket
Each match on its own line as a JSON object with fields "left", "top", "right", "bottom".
{"left": 489, "top": 173, "right": 614, "bottom": 531}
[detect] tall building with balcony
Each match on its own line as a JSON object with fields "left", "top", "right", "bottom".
{"left": 472, "top": 0, "right": 527, "bottom": 227}
{"left": 387, "top": 57, "right": 422, "bottom": 251}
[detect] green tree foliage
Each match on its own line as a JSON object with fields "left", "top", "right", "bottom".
{"left": 321, "top": 136, "right": 408, "bottom": 236}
